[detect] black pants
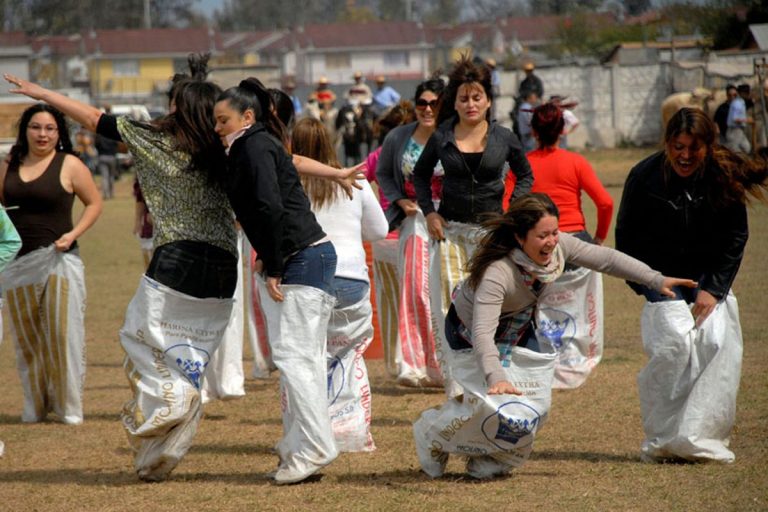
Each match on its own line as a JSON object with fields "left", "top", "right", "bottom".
{"left": 146, "top": 240, "right": 238, "bottom": 299}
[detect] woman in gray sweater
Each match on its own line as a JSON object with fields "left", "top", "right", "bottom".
{"left": 413, "top": 193, "right": 696, "bottom": 479}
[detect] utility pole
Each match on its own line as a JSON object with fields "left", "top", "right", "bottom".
{"left": 143, "top": 0, "right": 151, "bottom": 29}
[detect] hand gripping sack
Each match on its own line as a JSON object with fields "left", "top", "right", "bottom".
{"left": 3, "top": 245, "right": 86, "bottom": 424}
{"left": 413, "top": 347, "right": 556, "bottom": 477}
{"left": 120, "top": 276, "right": 234, "bottom": 480}
{"left": 428, "top": 221, "right": 483, "bottom": 398}
{"left": 371, "top": 236, "right": 400, "bottom": 376}
{"left": 202, "top": 231, "right": 246, "bottom": 402}
{"left": 394, "top": 212, "right": 442, "bottom": 387}
{"left": 327, "top": 294, "right": 376, "bottom": 452}
{"left": 536, "top": 267, "right": 604, "bottom": 389}
{"left": 257, "top": 281, "right": 338, "bottom": 479}
{"left": 637, "top": 294, "right": 742, "bottom": 463}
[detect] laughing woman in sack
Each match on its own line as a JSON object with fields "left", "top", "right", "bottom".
{"left": 5, "top": 56, "right": 239, "bottom": 481}
{"left": 413, "top": 193, "right": 696, "bottom": 480}
{"left": 615, "top": 108, "right": 768, "bottom": 463}
{"left": 0, "top": 103, "right": 102, "bottom": 425}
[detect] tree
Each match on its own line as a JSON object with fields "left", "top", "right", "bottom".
{"left": 623, "top": 0, "right": 651, "bottom": 16}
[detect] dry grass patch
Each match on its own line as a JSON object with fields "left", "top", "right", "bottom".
{"left": 0, "top": 149, "right": 766, "bottom": 511}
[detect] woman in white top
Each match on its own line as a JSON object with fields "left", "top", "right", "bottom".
{"left": 292, "top": 117, "right": 388, "bottom": 452}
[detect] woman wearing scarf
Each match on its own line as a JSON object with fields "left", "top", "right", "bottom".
{"left": 413, "top": 193, "right": 696, "bottom": 480}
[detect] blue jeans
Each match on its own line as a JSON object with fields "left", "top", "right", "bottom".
{"left": 146, "top": 240, "right": 238, "bottom": 299}
{"left": 332, "top": 277, "right": 369, "bottom": 308}
{"left": 281, "top": 241, "right": 337, "bottom": 296}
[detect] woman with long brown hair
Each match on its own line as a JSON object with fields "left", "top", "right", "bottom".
{"left": 292, "top": 117, "right": 388, "bottom": 453}
{"left": 616, "top": 107, "right": 768, "bottom": 463}
{"left": 414, "top": 193, "right": 695, "bottom": 480}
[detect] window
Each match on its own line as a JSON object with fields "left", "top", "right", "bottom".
{"left": 383, "top": 51, "right": 409, "bottom": 67}
{"left": 112, "top": 60, "right": 139, "bottom": 77}
{"left": 326, "top": 53, "right": 351, "bottom": 70}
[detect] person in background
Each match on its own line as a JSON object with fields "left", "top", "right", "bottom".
{"left": 518, "top": 61, "right": 544, "bottom": 100}
{"left": 373, "top": 75, "right": 401, "bottom": 116}
{"left": 346, "top": 71, "right": 373, "bottom": 105}
{"left": 74, "top": 129, "right": 97, "bottom": 173}
{"left": 725, "top": 84, "right": 751, "bottom": 154}
{"left": 375, "top": 78, "right": 446, "bottom": 387}
{"left": 292, "top": 116, "right": 388, "bottom": 452}
{"left": 616, "top": 108, "right": 768, "bottom": 462}
{"left": 94, "top": 105, "right": 119, "bottom": 199}
{"left": 517, "top": 91, "right": 540, "bottom": 153}
{"left": 549, "top": 95, "right": 579, "bottom": 149}
{"left": 714, "top": 84, "right": 738, "bottom": 146}
{"left": 0, "top": 102, "right": 102, "bottom": 426}
{"left": 486, "top": 58, "right": 501, "bottom": 121}
{"left": 282, "top": 79, "right": 302, "bottom": 118}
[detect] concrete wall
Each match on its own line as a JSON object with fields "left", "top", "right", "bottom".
{"left": 495, "top": 51, "right": 767, "bottom": 148}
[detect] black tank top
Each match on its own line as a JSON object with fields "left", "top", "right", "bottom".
{"left": 4, "top": 152, "right": 76, "bottom": 257}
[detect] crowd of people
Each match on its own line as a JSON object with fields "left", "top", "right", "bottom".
{"left": 0, "top": 52, "right": 766, "bottom": 483}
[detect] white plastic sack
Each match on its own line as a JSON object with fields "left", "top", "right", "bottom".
{"left": 413, "top": 347, "right": 556, "bottom": 478}
{"left": 327, "top": 294, "right": 376, "bottom": 452}
{"left": 637, "top": 294, "right": 743, "bottom": 463}
{"left": 536, "top": 267, "right": 604, "bottom": 389}
{"left": 371, "top": 236, "right": 400, "bottom": 376}
{"left": 201, "top": 231, "right": 246, "bottom": 403}
{"left": 429, "top": 221, "right": 483, "bottom": 398}
{"left": 3, "top": 246, "right": 86, "bottom": 424}
{"left": 244, "top": 239, "right": 275, "bottom": 379}
{"left": 120, "top": 276, "right": 234, "bottom": 481}
{"left": 257, "top": 280, "right": 338, "bottom": 481}
{"left": 394, "top": 213, "right": 441, "bottom": 387}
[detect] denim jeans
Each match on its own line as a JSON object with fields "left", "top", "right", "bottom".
{"left": 564, "top": 230, "right": 594, "bottom": 271}
{"left": 332, "top": 277, "right": 369, "bottom": 308}
{"left": 281, "top": 241, "right": 337, "bottom": 296}
{"left": 146, "top": 240, "right": 238, "bottom": 299}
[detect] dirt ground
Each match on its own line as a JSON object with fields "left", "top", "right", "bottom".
{"left": 0, "top": 148, "right": 765, "bottom": 512}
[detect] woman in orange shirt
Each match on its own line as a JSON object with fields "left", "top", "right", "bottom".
{"left": 524, "top": 102, "right": 614, "bottom": 388}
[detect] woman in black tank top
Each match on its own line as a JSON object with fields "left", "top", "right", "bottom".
{"left": 0, "top": 103, "right": 102, "bottom": 426}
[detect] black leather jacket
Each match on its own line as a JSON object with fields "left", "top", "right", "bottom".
{"left": 615, "top": 151, "right": 748, "bottom": 299}
{"left": 225, "top": 123, "right": 326, "bottom": 278}
{"left": 412, "top": 117, "right": 533, "bottom": 224}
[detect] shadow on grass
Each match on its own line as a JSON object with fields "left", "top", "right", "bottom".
{"left": 0, "top": 468, "right": 271, "bottom": 486}
{"left": 372, "top": 386, "right": 444, "bottom": 397}
{"left": 371, "top": 416, "right": 412, "bottom": 427}
{"left": 238, "top": 417, "right": 283, "bottom": 426}
{"left": 335, "top": 469, "right": 555, "bottom": 485}
{"left": 190, "top": 443, "right": 274, "bottom": 456}
{"left": 532, "top": 450, "right": 639, "bottom": 463}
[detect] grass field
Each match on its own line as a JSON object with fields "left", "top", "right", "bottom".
{"left": 0, "top": 148, "right": 765, "bottom": 512}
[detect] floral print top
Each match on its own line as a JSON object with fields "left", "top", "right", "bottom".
{"left": 117, "top": 117, "right": 237, "bottom": 256}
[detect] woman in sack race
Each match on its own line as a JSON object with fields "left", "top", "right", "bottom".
{"left": 413, "top": 193, "right": 696, "bottom": 480}
{"left": 616, "top": 107, "right": 768, "bottom": 462}
{"left": 5, "top": 57, "right": 239, "bottom": 481}
{"left": 213, "top": 78, "right": 340, "bottom": 485}
{"left": 374, "top": 78, "right": 447, "bottom": 387}
{"left": 292, "top": 117, "right": 388, "bottom": 452}
{"left": 524, "top": 102, "right": 615, "bottom": 388}
{"left": 0, "top": 103, "right": 102, "bottom": 426}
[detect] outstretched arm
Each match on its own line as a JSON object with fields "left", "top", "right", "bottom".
{"left": 292, "top": 154, "right": 364, "bottom": 199}
{"left": 4, "top": 74, "right": 102, "bottom": 132}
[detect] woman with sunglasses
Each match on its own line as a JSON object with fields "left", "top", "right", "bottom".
{"left": 375, "top": 77, "right": 447, "bottom": 387}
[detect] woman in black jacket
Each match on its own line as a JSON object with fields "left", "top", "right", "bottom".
{"left": 214, "top": 79, "right": 338, "bottom": 485}
{"left": 616, "top": 108, "right": 766, "bottom": 321}
{"left": 615, "top": 107, "right": 767, "bottom": 463}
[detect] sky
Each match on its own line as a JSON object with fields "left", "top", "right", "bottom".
{"left": 197, "top": 0, "right": 221, "bottom": 17}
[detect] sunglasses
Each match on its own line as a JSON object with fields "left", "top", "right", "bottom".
{"left": 415, "top": 99, "right": 438, "bottom": 110}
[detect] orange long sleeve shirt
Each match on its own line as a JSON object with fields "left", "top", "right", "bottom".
{"left": 506, "top": 147, "right": 613, "bottom": 240}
